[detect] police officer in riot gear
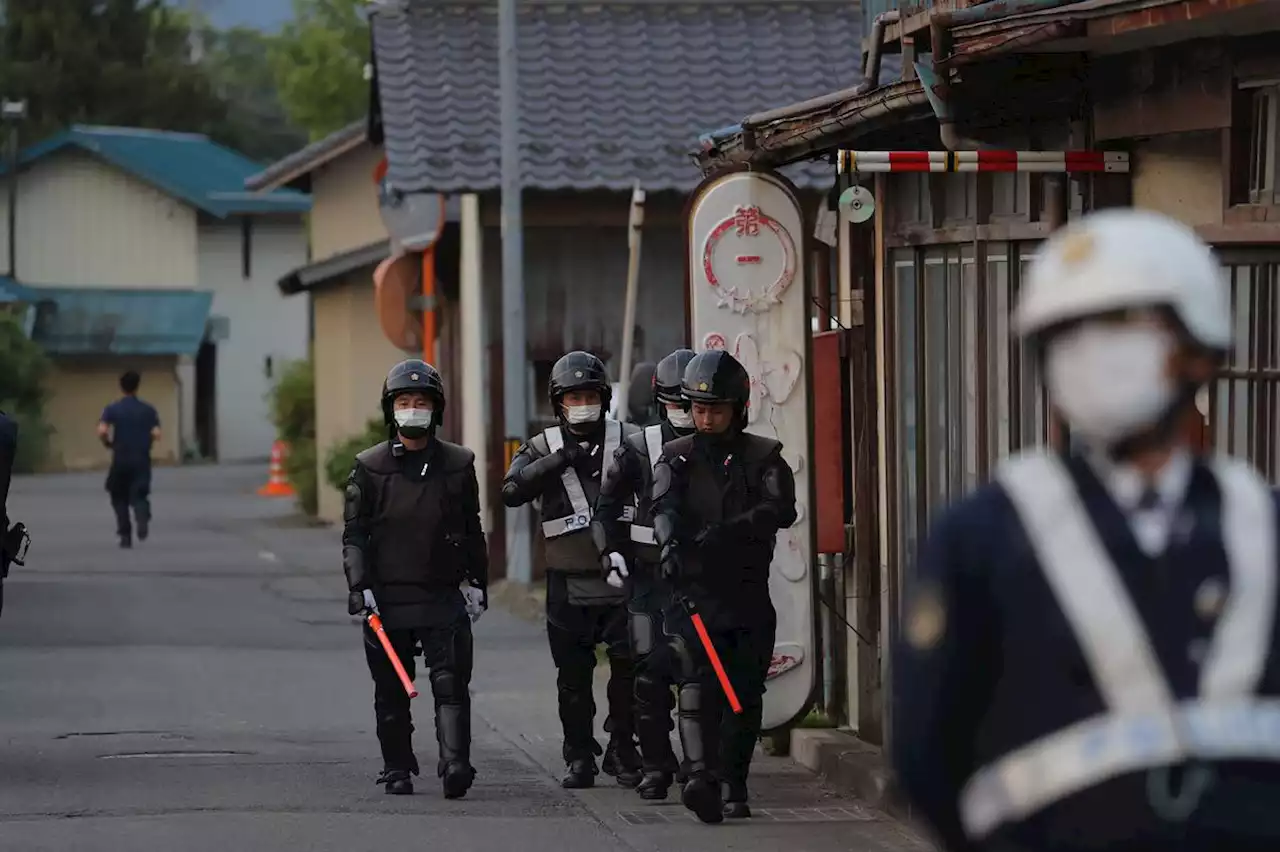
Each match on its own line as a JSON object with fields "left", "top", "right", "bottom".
{"left": 343, "top": 359, "right": 489, "bottom": 799}
{"left": 651, "top": 350, "right": 797, "bottom": 823}
{"left": 0, "top": 409, "right": 30, "bottom": 620}
{"left": 625, "top": 361, "right": 659, "bottom": 426}
{"left": 592, "top": 348, "right": 696, "bottom": 800}
{"left": 893, "top": 209, "right": 1280, "bottom": 852}
{"left": 502, "top": 351, "right": 644, "bottom": 789}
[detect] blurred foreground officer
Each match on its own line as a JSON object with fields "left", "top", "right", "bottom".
{"left": 0, "top": 409, "right": 30, "bottom": 620}
{"left": 593, "top": 348, "right": 697, "bottom": 800}
{"left": 502, "top": 352, "right": 644, "bottom": 789}
{"left": 343, "top": 360, "right": 488, "bottom": 799}
{"left": 892, "top": 208, "right": 1280, "bottom": 852}
{"left": 651, "top": 350, "right": 796, "bottom": 823}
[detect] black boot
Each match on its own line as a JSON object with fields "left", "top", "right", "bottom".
{"left": 119, "top": 533, "right": 132, "bottom": 549}
{"left": 136, "top": 516, "right": 149, "bottom": 541}
{"left": 376, "top": 768, "right": 414, "bottom": 795}
{"left": 681, "top": 773, "right": 724, "bottom": 824}
{"left": 435, "top": 698, "right": 475, "bottom": 799}
{"left": 441, "top": 761, "right": 475, "bottom": 799}
{"left": 675, "top": 757, "right": 691, "bottom": 784}
{"left": 636, "top": 770, "right": 672, "bottom": 800}
{"left": 561, "top": 757, "right": 598, "bottom": 789}
{"left": 602, "top": 737, "right": 643, "bottom": 788}
{"left": 723, "top": 779, "right": 751, "bottom": 817}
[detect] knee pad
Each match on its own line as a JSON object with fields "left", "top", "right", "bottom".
{"left": 431, "top": 670, "right": 459, "bottom": 702}
{"left": 678, "top": 682, "right": 702, "bottom": 715}
{"left": 629, "top": 611, "right": 656, "bottom": 657}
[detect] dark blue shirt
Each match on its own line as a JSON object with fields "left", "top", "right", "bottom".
{"left": 101, "top": 396, "right": 159, "bottom": 469}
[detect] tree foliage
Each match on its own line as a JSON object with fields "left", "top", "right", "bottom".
{"left": 268, "top": 0, "right": 369, "bottom": 141}
{"left": 0, "top": 310, "right": 52, "bottom": 472}
{"left": 0, "top": 0, "right": 231, "bottom": 143}
{"left": 200, "top": 25, "right": 307, "bottom": 160}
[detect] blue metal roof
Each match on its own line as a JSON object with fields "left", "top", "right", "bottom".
{"left": 27, "top": 286, "right": 214, "bottom": 356}
{"left": 0, "top": 276, "right": 40, "bottom": 303}
{"left": 4, "top": 126, "right": 312, "bottom": 219}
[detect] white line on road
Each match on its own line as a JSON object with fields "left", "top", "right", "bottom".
{"left": 258, "top": 550, "right": 279, "bottom": 562}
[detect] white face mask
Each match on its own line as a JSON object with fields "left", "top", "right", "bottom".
{"left": 564, "top": 404, "right": 600, "bottom": 425}
{"left": 393, "top": 408, "right": 433, "bottom": 431}
{"left": 1045, "top": 323, "right": 1176, "bottom": 447}
{"left": 667, "top": 409, "right": 694, "bottom": 430}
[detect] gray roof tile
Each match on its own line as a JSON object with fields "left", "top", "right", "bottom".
{"left": 369, "top": 0, "right": 865, "bottom": 193}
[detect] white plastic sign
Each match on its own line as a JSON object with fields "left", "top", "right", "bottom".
{"left": 686, "top": 170, "right": 816, "bottom": 731}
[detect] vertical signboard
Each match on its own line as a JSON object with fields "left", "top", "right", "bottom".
{"left": 686, "top": 170, "right": 815, "bottom": 731}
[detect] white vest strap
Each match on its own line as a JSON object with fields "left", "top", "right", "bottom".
{"left": 628, "top": 424, "right": 667, "bottom": 546}
{"left": 997, "top": 452, "right": 1172, "bottom": 712}
{"left": 644, "top": 424, "right": 664, "bottom": 474}
{"left": 541, "top": 422, "right": 621, "bottom": 539}
{"left": 961, "top": 451, "right": 1280, "bottom": 840}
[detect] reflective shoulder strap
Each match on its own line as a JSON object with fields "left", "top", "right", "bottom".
{"left": 644, "top": 425, "right": 664, "bottom": 474}
{"left": 996, "top": 451, "right": 1173, "bottom": 712}
{"left": 603, "top": 420, "right": 622, "bottom": 479}
{"left": 541, "top": 426, "right": 590, "bottom": 538}
{"left": 1201, "top": 455, "right": 1278, "bottom": 699}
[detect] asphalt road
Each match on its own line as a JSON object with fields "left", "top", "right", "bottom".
{"left": 0, "top": 463, "right": 930, "bottom": 852}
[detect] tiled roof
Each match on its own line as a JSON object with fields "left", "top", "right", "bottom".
{"left": 27, "top": 286, "right": 214, "bottom": 356}
{"left": 10, "top": 126, "right": 311, "bottom": 218}
{"left": 244, "top": 121, "right": 369, "bottom": 191}
{"left": 368, "top": 0, "right": 866, "bottom": 193}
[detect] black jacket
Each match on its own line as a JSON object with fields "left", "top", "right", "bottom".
{"left": 343, "top": 439, "right": 488, "bottom": 625}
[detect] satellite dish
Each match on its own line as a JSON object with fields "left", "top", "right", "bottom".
{"left": 374, "top": 157, "right": 446, "bottom": 253}
{"left": 838, "top": 185, "right": 876, "bottom": 224}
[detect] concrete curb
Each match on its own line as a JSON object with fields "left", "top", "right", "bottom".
{"left": 488, "top": 579, "right": 546, "bottom": 624}
{"left": 791, "top": 728, "right": 928, "bottom": 837}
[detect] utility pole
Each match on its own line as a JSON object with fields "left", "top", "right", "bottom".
{"left": 498, "top": 0, "right": 531, "bottom": 583}
{"left": 2, "top": 98, "right": 27, "bottom": 281}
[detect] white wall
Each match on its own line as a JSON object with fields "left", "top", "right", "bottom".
{"left": 197, "top": 218, "right": 309, "bottom": 461}
{"left": 0, "top": 151, "right": 199, "bottom": 288}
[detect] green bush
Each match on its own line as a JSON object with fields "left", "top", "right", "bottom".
{"left": 267, "top": 357, "right": 317, "bottom": 514}
{"left": 324, "top": 417, "right": 386, "bottom": 492}
{"left": 285, "top": 437, "right": 318, "bottom": 517}
{"left": 0, "top": 310, "right": 52, "bottom": 472}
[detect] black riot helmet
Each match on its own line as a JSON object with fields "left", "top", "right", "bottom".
{"left": 548, "top": 351, "right": 611, "bottom": 421}
{"left": 381, "top": 359, "right": 446, "bottom": 437}
{"left": 681, "top": 350, "right": 751, "bottom": 430}
{"left": 654, "top": 348, "right": 696, "bottom": 407}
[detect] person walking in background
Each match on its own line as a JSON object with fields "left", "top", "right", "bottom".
{"left": 97, "top": 370, "right": 160, "bottom": 549}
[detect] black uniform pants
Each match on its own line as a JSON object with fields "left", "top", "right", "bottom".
{"left": 629, "top": 574, "right": 681, "bottom": 774}
{"left": 545, "top": 572, "right": 635, "bottom": 763}
{"left": 363, "top": 604, "right": 474, "bottom": 776}
{"left": 106, "top": 464, "right": 151, "bottom": 538}
{"left": 671, "top": 605, "right": 775, "bottom": 799}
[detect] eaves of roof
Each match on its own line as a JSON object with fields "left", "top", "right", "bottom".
{"left": 244, "top": 122, "right": 371, "bottom": 192}
{"left": 694, "top": 80, "right": 932, "bottom": 175}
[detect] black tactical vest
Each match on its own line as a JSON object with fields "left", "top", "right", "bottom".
{"left": 356, "top": 439, "right": 475, "bottom": 604}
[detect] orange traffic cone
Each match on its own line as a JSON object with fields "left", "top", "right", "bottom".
{"left": 258, "top": 441, "right": 295, "bottom": 497}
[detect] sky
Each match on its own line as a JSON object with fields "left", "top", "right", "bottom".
{"left": 166, "top": 0, "right": 296, "bottom": 33}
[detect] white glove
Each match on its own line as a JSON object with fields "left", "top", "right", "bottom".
{"left": 605, "top": 552, "right": 629, "bottom": 589}
{"left": 461, "top": 583, "right": 487, "bottom": 623}
{"left": 362, "top": 589, "right": 379, "bottom": 615}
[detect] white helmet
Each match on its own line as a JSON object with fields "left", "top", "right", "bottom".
{"left": 1013, "top": 208, "right": 1231, "bottom": 350}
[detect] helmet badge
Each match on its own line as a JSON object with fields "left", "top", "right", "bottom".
{"left": 410, "top": 373, "right": 419, "bottom": 381}
{"left": 574, "top": 370, "right": 583, "bottom": 378}
{"left": 698, "top": 382, "right": 709, "bottom": 391}
{"left": 1059, "top": 230, "right": 1096, "bottom": 267}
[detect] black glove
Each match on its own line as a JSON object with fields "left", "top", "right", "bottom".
{"left": 659, "top": 542, "right": 685, "bottom": 581}
{"left": 693, "top": 523, "right": 724, "bottom": 550}
{"left": 348, "top": 588, "right": 377, "bottom": 616}
{"left": 557, "top": 439, "right": 587, "bottom": 468}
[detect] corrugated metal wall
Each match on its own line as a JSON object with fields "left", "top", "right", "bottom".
{"left": 481, "top": 222, "right": 687, "bottom": 407}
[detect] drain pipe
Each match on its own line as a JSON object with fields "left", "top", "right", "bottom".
{"left": 855, "top": 11, "right": 900, "bottom": 95}
{"left": 922, "top": 0, "right": 1080, "bottom": 150}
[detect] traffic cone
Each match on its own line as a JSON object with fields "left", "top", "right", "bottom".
{"left": 258, "top": 441, "right": 295, "bottom": 497}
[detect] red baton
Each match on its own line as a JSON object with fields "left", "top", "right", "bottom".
{"left": 366, "top": 613, "right": 419, "bottom": 699}
{"left": 688, "top": 607, "right": 743, "bottom": 715}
